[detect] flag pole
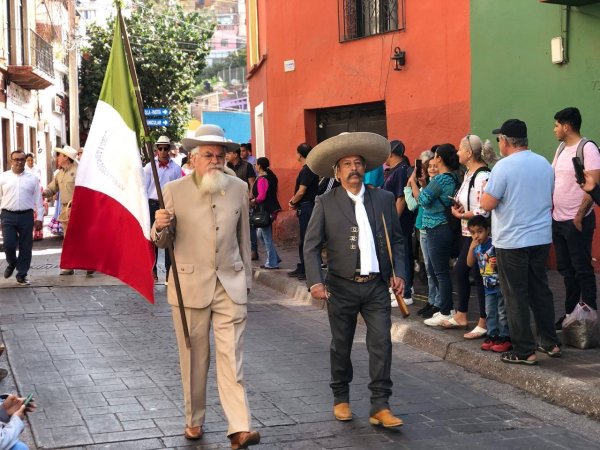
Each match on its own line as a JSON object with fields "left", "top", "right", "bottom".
{"left": 117, "top": 7, "right": 191, "bottom": 349}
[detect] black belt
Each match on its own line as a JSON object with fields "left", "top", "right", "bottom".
{"left": 349, "top": 273, "right": 379, "bottom": 283}
{"left": 1, "top": 209, "right": 33, "bottom": 215}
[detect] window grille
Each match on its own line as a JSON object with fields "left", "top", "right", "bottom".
{"left": 339, "top": 0, "right": 404, "bottom": 42}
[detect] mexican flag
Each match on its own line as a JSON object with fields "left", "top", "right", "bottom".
{"left": 61, "top": 16, "right": 155, "bottom": 303}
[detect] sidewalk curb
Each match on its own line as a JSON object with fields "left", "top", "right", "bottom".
{"left": 253, "top": 268, "right": 600, "bottom": 421}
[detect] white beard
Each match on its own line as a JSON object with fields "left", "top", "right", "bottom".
{"left": 199, "top": 169, "right": 228, "bottom": 195}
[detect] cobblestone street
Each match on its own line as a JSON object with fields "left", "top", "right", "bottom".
{"left": 2, "top": 244, "right": 600, "bottom": 449}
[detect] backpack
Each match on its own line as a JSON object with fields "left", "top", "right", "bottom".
{"left": 466, "top": 166, "right": 491, "bottom": 211}
{"left": 437, "top": 172, "right": 461, "bottom": 258}
{"left": 555, "top": 138, "right": 599, "bottom": 168}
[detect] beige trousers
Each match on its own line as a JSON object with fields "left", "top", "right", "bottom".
{"left": 171, "top": 280, "right": 251, "bottom": 436}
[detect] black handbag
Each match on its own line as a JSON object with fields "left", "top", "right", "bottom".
{"left": 250, "top": 204, "right": 271, "bottom": 228}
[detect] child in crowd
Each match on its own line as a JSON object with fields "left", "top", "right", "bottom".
{"left": 466, "top": 215, "right": 511, "bottom": 352}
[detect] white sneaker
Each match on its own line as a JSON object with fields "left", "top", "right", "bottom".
{"left": 424, "top": 312, "right": 452, "bottom": 327}
{"left": 391, "top": 299, "right": 398, "bottom": 308}
{"left": 403, "top": 297, "right": 414, "bottom": 306}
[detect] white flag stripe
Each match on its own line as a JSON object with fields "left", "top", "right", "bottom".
{"left": 77, "top": 101, "right": 151, "bottom": 240}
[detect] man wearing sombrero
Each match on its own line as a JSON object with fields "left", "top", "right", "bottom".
{"left": 152, "top": 124, "right": 260, "bottom": 449}
{"left": 304, "top": 132, "right": 407, "bottom": 428}
{"left": 43, "top": 145, "right": 81, "bottom": 275}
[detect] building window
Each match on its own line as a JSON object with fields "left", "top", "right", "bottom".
{"left": 339, "top": 0, "right": 404, "bottom": 42}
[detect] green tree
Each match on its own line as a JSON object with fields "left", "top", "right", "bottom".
{"left": 79, "top": 0, "right": 215, "bottom": 142}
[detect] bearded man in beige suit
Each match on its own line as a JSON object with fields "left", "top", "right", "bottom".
{"left": 152, "top": 124, "right": 260, "bottom": 450}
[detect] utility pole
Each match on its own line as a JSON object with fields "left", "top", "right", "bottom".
{"left": 68, "top": 0, "right": 80, "bottom": 148}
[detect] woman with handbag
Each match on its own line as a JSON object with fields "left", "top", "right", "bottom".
{"left": 251, "top": 157, "right": 282, "bottom": 269}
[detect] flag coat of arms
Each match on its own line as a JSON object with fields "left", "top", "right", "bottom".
{"left": 61, "top": 17, "right": 155, "bottom": 303}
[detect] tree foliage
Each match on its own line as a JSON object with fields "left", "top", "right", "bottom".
{"left": 79, "top": 0, "right": 214, "bottom": 142}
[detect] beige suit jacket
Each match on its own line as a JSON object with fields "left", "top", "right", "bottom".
{"left": 151, "top": 173, "right": 252, "bottom": 309}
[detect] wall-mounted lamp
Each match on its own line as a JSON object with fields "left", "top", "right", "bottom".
{"left": 391, "top": 47, "right": 406, "bottom": 71}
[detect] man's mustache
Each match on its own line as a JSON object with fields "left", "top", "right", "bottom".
{"left": 208, "top": 164, "right": 224, "bottom": 171}
{"left": 346, "top": 171, "right": 362, "bottom": 181}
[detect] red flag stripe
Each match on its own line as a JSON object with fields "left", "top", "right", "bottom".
{"left": 60, "top": 186, "right": 155, "bottom": 303}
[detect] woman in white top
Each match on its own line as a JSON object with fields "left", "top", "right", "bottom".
{"left": 441, "top": 134, "right": 498, "bottom": 338}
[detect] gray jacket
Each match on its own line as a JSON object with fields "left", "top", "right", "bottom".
{"left": 303, "top": 185, "right": 406, "bottom": 288}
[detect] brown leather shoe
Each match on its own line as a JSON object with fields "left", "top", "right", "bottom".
{"left": 369, "top": 409, "right": 403, "bottom": 428}
{"left": 229, "top": 430, "right": 260, "bottom": 449}
{"left": 184, "top": 425, "right": 203, "bottom": 440}
{"left": 333, "top": 402, "right": 352, "bottom": 421}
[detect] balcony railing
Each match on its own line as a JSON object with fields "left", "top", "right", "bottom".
{"left": 30, "top": 30, "right": 54, "bottom": 77}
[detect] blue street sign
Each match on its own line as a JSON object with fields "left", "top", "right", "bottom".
{"left": 147, "top": 118, "right": 170, "bottom": 127}
{"left": 144, "top": 108, "right": 170, "bottom": 117}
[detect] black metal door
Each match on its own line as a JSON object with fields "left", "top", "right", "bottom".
{"left": 316, "top": 101, "right": 387, "bottom": 143}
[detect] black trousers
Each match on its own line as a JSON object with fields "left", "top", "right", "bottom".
{"left": 149, "top": 200, "right": 171, "bottom": 276}
{"left": 325, "top": 273, "right": 392, "bottom": 415}
{"left": 454, "top": 235, "right": 486, "bottom": 317}
{"left": 552, "top": 214, "right": 597, "bottom": 313}
{"left": 496, "top": 245, "right": 560, "bottom": 358}
{"left": 1, "top": 209, "right": 34, "bottom": 278}
{"left": 296, "top": 202, "right": 314, "bottom": 272}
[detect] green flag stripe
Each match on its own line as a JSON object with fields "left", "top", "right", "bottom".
{"left": 99, "top": 17, "right": 145, "bottom": 145}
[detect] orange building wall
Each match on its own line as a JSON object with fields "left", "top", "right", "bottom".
{"left": 248, "top": 0, "right": 471, "bottom": 225}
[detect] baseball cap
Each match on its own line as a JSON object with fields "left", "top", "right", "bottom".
{"left": 492, "top": 119, "right": 527, "bottom": 139}
{"left": 389, "top": 140, "right": 405, "bottom": 157}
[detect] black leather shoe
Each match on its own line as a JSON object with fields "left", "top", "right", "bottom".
{"left": 4, "top": 265, "right": 15, "bottom": 279}
{"left": 421, "top": 306, "right": 440, "bottom": 319}
{"left": 297, "top": 273, "right": 306, "bottom": 281}
{"left": 288, "top": 268, "right": 302, "bottom": 277}
{"left": 417, "top": 303, "right": 433, "bottom": 316}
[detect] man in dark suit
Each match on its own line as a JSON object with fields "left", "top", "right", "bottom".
{"left": 303, "top": 132, "right": 406, "bottom": 428}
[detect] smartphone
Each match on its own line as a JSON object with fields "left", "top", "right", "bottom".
{"left": 415, "top": 159, "right": 423, "bottom": 179}
{"left": 448, "top": 196, "right": 460, "bottom": 207}
{"left": 572, "top": 157, "right": 585, "bottom": 184}
{"left": 23, "top": 393, "right": 33, "bottom": 407}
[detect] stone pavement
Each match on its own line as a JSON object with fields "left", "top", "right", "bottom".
{"left": 2, "top": 272, "right": 600, "bottom": 449}
{"left": 0, "top": 237, "right": 600, "bottom": 448}
{"left": 256, "top": 242, "right": 600, "bottom": 422}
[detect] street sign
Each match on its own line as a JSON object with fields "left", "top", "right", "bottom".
{"left": 147, "top": 118, "right": 170, "bottom": 127}
{"left": 144, "top": 108, "right": 170, "bottom": 117}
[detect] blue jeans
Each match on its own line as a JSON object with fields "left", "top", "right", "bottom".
{"left": 420, "top": 230, "right": 441, "bottom": 307}
{"left": 485, "top": 290, "right": 509, "bottom": 338}
{"left": 257, "top": 225, "right": 280, "bottom": 268}
{"left": 11, "top": 440, "right": 29, "bottom": 450}
{"left": 421, "top": 223, "right": 453, "bottom": 315}
{"left": 402, "top": 228, "right": 414, "bottom": 299}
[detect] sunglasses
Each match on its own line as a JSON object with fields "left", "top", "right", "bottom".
{"left": 12, "top": 158, "right": 26, "bottom": 162}
{"left": 157, "top": 147, "right": 170, "bottom": 151}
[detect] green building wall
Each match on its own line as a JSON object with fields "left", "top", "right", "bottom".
{"left": 471, "top": 0, "right": 600, "bottom": 161}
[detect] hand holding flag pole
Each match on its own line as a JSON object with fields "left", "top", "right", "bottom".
{"left": 381, "top": 213, "right": 410, "bottom": 318}
{"left": 117, "top": 8, "right": 191, "bottom": 348}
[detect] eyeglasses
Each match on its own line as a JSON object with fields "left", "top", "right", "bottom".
{"left": 12, "top": 158, "right": 26, "bottom": 162}
{"left": 199, "top": 153, "right": 225, "bottom": 161}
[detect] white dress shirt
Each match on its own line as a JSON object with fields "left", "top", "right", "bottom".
{"left": 346, "top": 184, "right": 380, "bottom": 275}
{"left": 0, "top": 170, "right": 44, "bottom": 219}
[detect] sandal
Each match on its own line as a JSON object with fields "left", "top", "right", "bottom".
{"left": 501, "top": 351, "right": 538, "bottom": 365}
{"left": 464, "top": 326, "right": 487, "bottom": 340}
{"left": 537, "top": 345, "right": 562, "bottom": 358}
{"left": 441, "top": 317, "right": 468, "bottom": 330}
